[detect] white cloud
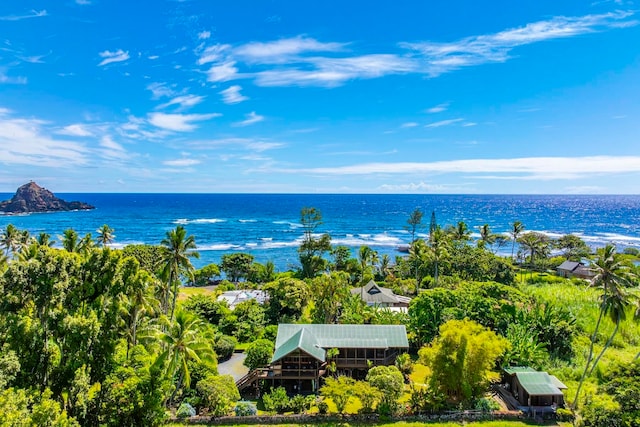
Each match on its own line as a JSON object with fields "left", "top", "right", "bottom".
{"left": 99, "top": 136, "right": 128, "bottom": 160}
{"left": 0, "top": 9, "right": 47, "bottom": 21}
{"left": 206, "top": 61, "right": 238, "bottom": 82}
{"left": 462, "top": 122, "right": 477, "bottom": 127}
{"left": 156, "top": 94, "right": 205, "bottom": 110}
{"left": 220, "top": 85, "right": 248, "bottom": 104}
{"left": 402, "top": 10, "right": 636, "bottom": 76}
{"left": 233, "top": 111, "right": 264, "bottom": 127}
{"left": 147, "top": 82, "right": 176, "bottom": 99}
{"left": 426, "top": 103, "right": 449, "bottom": 113}
{"left": 163, "top": 158, "right": 201, "bottom": 167}
{"left": 254, "top": 54, "right": 415, "bottom": 87}
{"left": 76, "top": 0, "right": 91, "bottom": 4}
{"left": 0, "top": 116, "right": 87, "bottom": 167}
{"left": 425, "top": 118, "right": 464, "bottom": 128}
{"left": 148, "top": 112, "right": 221, "bottom": 131}
{"left": 197, "top": 44, "right": 231, "bottom": 65}
{"left": 267, "top": 156, "right": 640, "bottom": 177}
{"left": 377, "top": 181, "right": 471, "bottom": 193}
{"left": 0, "top": 68, "right": 27, "bottom": 84}
{"left": 98, "top": 49, "right": 130, "bottom": 66}
{"left": 234, "top": 36, "right": 345, "bottom": 63}
{"left": 184, "top": 137, "right": 284, "bottom": 152}
{"left": 57, "top": 124, "right": 93, "bottom": 136}
{"left": 198, "top": 31, "right": 211, "bottom": 40}
{"left": 401, "top": 122, "right": 419, "bottom": 128}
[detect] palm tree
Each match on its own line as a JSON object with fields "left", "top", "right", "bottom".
{"left": 96, "top": 224, "right": 115, "bottom": 247}
{"left": 448, "top": 221, "right": 471, "bottom": 244}
{"left": 1, "top": 224, "right": 22, "bottom": 257}
{"left": 161, "top": 225, "right": 199, "bottom": 320}
{"left": 61, "top": 228, "right": 79, "bottom": 252}
{"left": 429, "top": 227, "right": 450, "bottom": 286}
{"left": 153, "top": 309, "right": 216, "bottom": 402}
{"left": 358, "top": 245, "right": 379, "bottom": 284}
{"left": 36, "top": 232, "right": 53, "bottom": 247}
{"left": 510, "top": 221, "right": 525, "bottom": 261}
{"left": 78, "top": 233, "right": 95, "bottom": 254}
{"left": 517, "top": 232, "right": 550, "bottom": 269}
{"left": 122, "top": 271, "right": 160, "bottom": 356}
{"left": 477, "top": 224, "right": 496, "bottom": 250}
{"left": 573, "top": 244, "right": 636, "bottom": 409}
{"left": 405, "top": 208, "right": 423, "bottom": 243}
{"left": 377, "top": 254, "right": 392, "bottom": 280}
{"left": 408, "top": 239, "right": 429, "bottom": 288}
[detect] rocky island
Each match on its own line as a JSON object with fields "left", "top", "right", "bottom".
{"left": 0, "top": 182, "right": 95, "bottom": 214}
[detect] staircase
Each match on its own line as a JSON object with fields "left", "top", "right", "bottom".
{"left": 236, "top": 369, "right": 263, "bottom": 391}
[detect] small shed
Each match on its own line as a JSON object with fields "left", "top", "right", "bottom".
{"left": 503, "top": 367, "right": 567, "bottom": 408}
{"left": 557, "top": 261, "right": 594, "bottom": 280}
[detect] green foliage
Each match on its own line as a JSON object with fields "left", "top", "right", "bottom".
{"left": 243, "top": 339, "right": 273, "bottom": 370}
{"left": 234, "top": 401, "right": 257, "bottom": 416}
{"left": 176, "top": 402, "right": 196, "bottom": 419}
{"left": 366, "top": 366, "right": 404, "bottom": 414}
{"left": 230, "top": 299, "right": 266, "bottom": 343}
{"left": 580, "top": 394, "right": 623, "bottom": 427}
{"left": 182, "top": 294, "right": 230, "bottom": 325}
{"left": 408, "top": 281, "right": 523, "bottom": 346}
{"left": 263, "top": 277, "right": 310, "bottom": 323}
{"left": 121, "top": 244, "right": 166, "bottom": 274}
{"left": 192, "top": 263, "right": 220, "bottom": 286}
{"left": 298, "top": 207, "right": 331, "bottom": 278}
{"left": 503, "top": 322, "right": 549, "bottom": 369}
{"left": 196, "top": 374, "right": 239, "bottom": 417}
{"left": 395, "top": 352, "right": 413, "bottom": 379}
{"left": 262, "top": 386, "right": 291, "bottom": 413}
{"left": 555, "top": 234, "right": 591, "bottom": 260}
{"left": 474, "top": 397, "right": 500, "bottom": 412}
{"left": 600, "top": 360, "right": 640, "bottom": 423}
{"left": 290, "top": 394, "right": 315, "bottom": 414}
{"left": 0, "top": 344, "right": 20, "bottom": 389}
{"left": 310, "top": 272, "right": 350, "bottom": 324}
{"left": 420, "top": 319, "right": 509, "bottom": 405}
{"left": 353, "top": 380, "right": 381, "bottom": 413}
{"left": 320, "top": 376, "right": 356, "bottom": 413}
{"left": 214, "top": 335, "right": 237, "bottom": 361}
{"left": 220, "top": 253, "right": 254, "bottom": 283}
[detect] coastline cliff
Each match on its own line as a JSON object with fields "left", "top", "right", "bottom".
{"left": 0, "top": 182, "right": 95, "bottom": 214}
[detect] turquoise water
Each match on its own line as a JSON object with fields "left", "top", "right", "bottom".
{"left": 1, "top": 193, "right": 639, "bottom": 271}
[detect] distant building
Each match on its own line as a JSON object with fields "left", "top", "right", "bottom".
{"left": 237, "top": 324, "right": 409, "bottom": 395}
{"left": 557, "top": 261, "right": 595, "bottom": 280}
{"left": 350, "top": 280, "right": 411, "bottom": 311}
{"left": 217, "top": 290, "right": 268, "bottom": 310}
{"left": 503, "top": 367, "right": 567, "bottom": 408}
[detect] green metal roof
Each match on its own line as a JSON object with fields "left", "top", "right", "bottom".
{"left": 516, "top": 372, "right": 566, "bottom": 396}
{"left": 504, "top": 366, "right": 537, "bottom": 375}
{"left": 272, "top": 324, "right": 409, "bottom": 363}
{"left": 271, "top": 327, "right": 326, "bottom": 363}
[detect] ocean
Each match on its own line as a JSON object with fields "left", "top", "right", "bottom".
{"left": 1, "top": 193, "right": 639, "bottom": 271}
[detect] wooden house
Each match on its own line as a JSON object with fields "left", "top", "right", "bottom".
{"left": 350, "top": 280, "right": 411, "bottom": 311}
{"left": 238, "top": 324, "right": 409, "bottom": 395}
{"left": 557, "top": 261, "right": 594, "bottom": 280}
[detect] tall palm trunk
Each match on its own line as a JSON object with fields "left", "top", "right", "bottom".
{"left": 588, "top": 321, "right": 619, "bottom": 376}
{"left": 573, "top": 306, "right": 604, "bottom": 409}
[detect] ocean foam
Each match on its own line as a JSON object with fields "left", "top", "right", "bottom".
{"left": 174, "top": 218, "right": 226, "bottom": 225}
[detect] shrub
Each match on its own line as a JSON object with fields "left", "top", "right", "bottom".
{"left": 196, "top": 374, "right": 240, "bottom": 417}
{"left": 474, "top": 397, "right": 500, "bottom": 412}
{"left": 556, "top": 408, "right": 574, "bottom": 422}
{"left": 176, "top": 402, "right": 196, "bottom": 419}
{"left": 214, "top": 335, "right": 237, "bottom": 361}
{"left": 316, "top": 398, "right": 328, "bottom": 414}
{"left": 262, "top": 387, "right": 290, "bottom": 414}
{"left": 234, "top": 401, "right": 257, "bottom": 416}
{"left": 290, "top": 394, "right": 314, "bottom": 414}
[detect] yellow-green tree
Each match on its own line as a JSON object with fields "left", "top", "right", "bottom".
{"left": 419, "top": 319, "right": 509, "bottom": 404}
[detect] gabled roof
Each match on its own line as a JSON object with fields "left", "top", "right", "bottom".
{"left": 350, "top": 280, "right": 400, "bottom": 304}
{"left": 516, "top": 371, "right": 567, "bottom": 396}
{"left": 557, "top": 261, "right": 581, "bottom": 272}
{"left": 271, "top": 327, "right": 325, "bottom": 363}
{"left": 272, "top": 324, "right": 409, "bottom": 363}
{"left": 504, "top": 366, "right": 537, "bottom": 375}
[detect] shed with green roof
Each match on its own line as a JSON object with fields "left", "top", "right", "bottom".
{"left": 503, "top": 366, "right": 567, "bottom": 408}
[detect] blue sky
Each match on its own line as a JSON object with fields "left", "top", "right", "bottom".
{"left": 1, "top": 0, "right": 639, "bottom": 194}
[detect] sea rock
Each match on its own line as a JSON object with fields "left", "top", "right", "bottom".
{"left": 0, "top": 182, "right": 95, "bottom": 214}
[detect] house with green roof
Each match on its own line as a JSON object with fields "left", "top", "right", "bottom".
{"left": 239, "top": 324, "right": 409, "bottom": 394}
{"left": 503, "top": 367, "right": 567, "bottom": 409}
